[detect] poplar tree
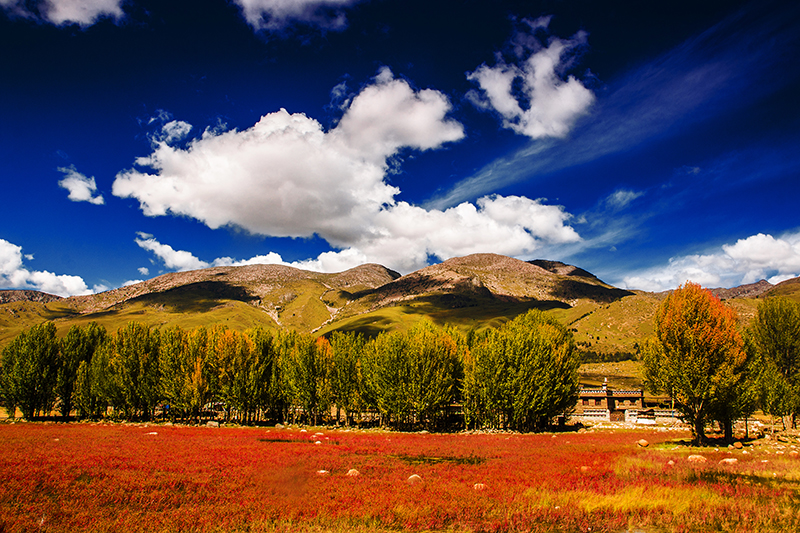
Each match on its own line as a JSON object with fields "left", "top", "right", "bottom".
{"left": 463, "top": 310, "right": 579, "bottom": 431}
{"left": 108, "top": 322, "right": 161, "bottom": 419}
{"left": 0, "top": 322, "right": 59, "bottom": 419}
{"left": 56, "top": 323, "right": 107, "bottom": 418}
{"left": 328, "top": 331, "right": 366, "bottom": 425}
{"left": 749, "top": 297, "right": 800, "bottom": 428}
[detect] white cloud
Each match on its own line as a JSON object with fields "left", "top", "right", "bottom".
{"left": 134, "top": 233, "right": 209, "bottom": 272}
{"left": 58, "top": 166, "right": 105, "bottom": 205}
{"left": 118, "top": 70, "right": 582, "bottom": 275}
{"left": 137, "top": 267, "right": 149, "bottom": 276}
{"left": 160, "top": 120, "right": 192, "bottom": 145}
{"left": 467, "top": 16, "right": 594, "bottom": 139}
{"left": 136, "top": 194, "right": 579, "bottom": 276}
{"left": 0, "top": 238, "right": 92, "bottom": 297}
{"left": 232, "top": 0, "right": 362, "bottom": 31}
{"left": 621, "top": 231, "right": 800, "bottom": 292}
{"left": 113, "top": 70, "right": 463, "bottom": 244}
{"left": 1, "top": 0, "right": 124, "bottom": 26}
{"left": 605, "top": 189, "right": 643, "bottom": 211}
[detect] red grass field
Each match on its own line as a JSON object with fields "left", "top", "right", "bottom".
{"left": 1, "top": 423, "right": 798, "bottom": 532}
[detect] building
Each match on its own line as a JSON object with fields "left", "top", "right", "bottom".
{"left": 575, "top": 379, "right": 644, "bottom": 422}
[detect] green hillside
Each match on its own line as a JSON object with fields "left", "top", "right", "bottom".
{"left": 2, "top": 254, "right": 797, "bottom": 363}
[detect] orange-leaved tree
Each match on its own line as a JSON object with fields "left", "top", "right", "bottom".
{"left": 643, "top": 282, "right": 747, "bottom": 444}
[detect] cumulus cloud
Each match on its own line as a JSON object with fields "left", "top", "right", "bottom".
{"left": 58, "top": 166, "right": 105, "bottom": 205}
{"left": 0, "top": 0, "right": 124, "bottom": 26}
{"left": 134, "top": 233, "right": 209, "bottom": 272}
{"left": 621, "top": 231, "right": 800, "bottom": 292}
{"left": 232, "top": 0, "right": 362, "bottom": 31}
{"left": 159, "top": 120, "right": 193, "bottom": 145}
{"left": 137, "top": 194, "right": 579, "bottom": 276}
{"left": 113, "top": 69, "right": 464, "bottom": 244}
{"left": 0, "top": 238, "right": 92, "bottom": 297}
{"left": 115, "top": 69, "right": 582, "bottom": 274}
{"left": 467, "top": 16, "right": 594, "bottom": 139}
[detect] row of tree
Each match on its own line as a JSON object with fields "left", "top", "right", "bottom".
{"left": 643, "top": 283, "right": 800, "bottom": 444}
{"left": 0, "top": 310, "right": 580, "bottom": 431}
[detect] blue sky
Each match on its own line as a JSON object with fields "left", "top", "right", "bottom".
{"left": 1, "top": 0, "right": 799, "bottom": 297}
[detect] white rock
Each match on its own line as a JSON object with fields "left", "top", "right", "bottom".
{"left": 719, "top": 458, "right": 738, "bottom": 465}
{"left": 473, "top": 483, "right": 486, "bottom": 490}
{"left": 407, "top": 474, "right": 422, "bottom": 485}
{"left": 687, "top": 455, "right": 707, "bottom": 464}
{"left": 346, "top": 469, "right": 360, "bottom": 477}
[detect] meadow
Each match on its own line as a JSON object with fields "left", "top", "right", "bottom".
{"left": 1, "top": 423, "right": 799, "bottom": 533}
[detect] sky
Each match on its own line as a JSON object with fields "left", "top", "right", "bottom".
{"left": 1, "top": 0, "right": 799, "bottom": 297}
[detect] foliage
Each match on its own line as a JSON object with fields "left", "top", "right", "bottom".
{"left": 56, "top": 323, "right": 107, "bottom": 418}
{"left": 749, "top": 296, "right": 800, "bottom": 426}
{"left": 643, "top": 282, "right": 748, "bottom": 444}
{"left": 328, "top": 331, "right": 366, "bottom": 425}
{"left": 361, "top": 320, "right": 463, "bottom": 429}
{"left": 463, "top": 309, "right": 580, "bottom": 431}
{"left": 0, "top": 322, "right": 59, "bottom": 419}
{"left": 107, "top": 322, "right": 161, "bottom": 419}
{"left": 283, "top": 333, "right": 332, "bottom": 425}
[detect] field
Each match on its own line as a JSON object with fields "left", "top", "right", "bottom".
{"left": 2, "top": 423, "right": 799, "bottom": 532}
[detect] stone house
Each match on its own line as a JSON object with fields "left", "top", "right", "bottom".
{"left": 575, "top": 379, "right": 644, "bottom": 422}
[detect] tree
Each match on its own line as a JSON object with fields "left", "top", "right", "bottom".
{"left": 248, "top": 327, "right": 283, "bottom": 422}
{"left": 74, "top": 337, "right": 114, "bottom": 419}
{"left": 108, "top": 322, "right": 161, "bottom": 419}
{"left": 405, "top": 321, "right": 463, "bottom": 429}
{"left": 159, "top": 326, "right": 192, "bottom": 421}
{"left": 748, "top": 297, "right": 800, "bottom": 428}
{"left": 284, "top": 334, "right": 331, "bottom": 425}
{"left": 328, "top": 331, "right": 366, "bottom": 426}
{"left": 463, "top": 310, "right": 579, "bottom": 431}
{"left": 0, "top": 322, "right": 59, "bottom": 419}
{"left": 361, "top": 330, "right": 412, "bottom": 427}
{"left": 56, "top": 323, "right": 107, "bottom": 418}
{"left": 642, "top": 282, "right": 746, "bottom": 444}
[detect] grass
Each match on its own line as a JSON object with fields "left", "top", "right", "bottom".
{"left": 1, "top": 423, "right": 798, "bottom": 532}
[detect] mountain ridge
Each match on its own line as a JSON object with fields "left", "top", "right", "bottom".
{"left": 1, "top": 254, "right": 798, "bottom": 353}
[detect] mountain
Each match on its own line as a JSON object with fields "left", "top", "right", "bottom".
{"left": 0, "top": 290, "right": 62, "bottom": 305}
{"left": 1, "top": 253, "right": 798, "bottom": 354}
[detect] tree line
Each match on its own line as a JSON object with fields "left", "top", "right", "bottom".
{"left": 643, "top": 283, "right": 800, "bottom": 445}
{"left": 0, "top": 310, "right": 579, "bottom": 431}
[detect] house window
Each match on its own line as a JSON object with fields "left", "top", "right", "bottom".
{"left": 582, "top": 399, "right": 589, "bottom": 406}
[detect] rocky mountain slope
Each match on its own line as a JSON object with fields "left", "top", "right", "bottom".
{"left": 1, "top": 254, "right": 797, "bottom": 353}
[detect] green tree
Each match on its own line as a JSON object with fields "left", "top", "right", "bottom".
{"left": 463, "top": 310, "right": 579, "bottom": 431}
{"left": 328, "top": 331, "right": 366, "bottom": 426}
{"left": 748, "top": 297, "right": 800, "bottom": 428}
{"left": 108, "top": 322, "right": 161, "bottom": 419}
{"left": 0, "top": 322, "right": 59, "bottom": 419}
{"left": 361, "top": 321, "right": 463, "bottom": 429}
{"left": 405, "top": 321, "right": 463, "bottom": 428}
{"left": 361, "top": 330, "right": 412, "bottom": 427}
{"left": 74, "top": 336, "right": 114, "bottom": 419}
{"left": 284, "top": 334, "right": 331, "bottom": 425}
{"left": 248, "top": 327, "right": 284, "bottom": 422}
{"left": 159, "top": 326, "right": 192, "bottom": 421}
{"left": 643, "top": 282, "right": 746, "bottom": 444}
{"left": 56, "top": 323, "right": 107, "bottom": 418}
{"left": 211, "top": 326, "right": 252, "bottom": 422}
